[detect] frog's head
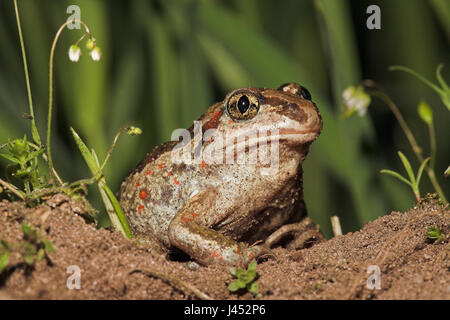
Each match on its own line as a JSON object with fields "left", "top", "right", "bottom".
{"left": 226, "top": 83, "right": 321, "bottom": 144}
{"left": 198, "top": 83, "right": 322, "bottom": 168}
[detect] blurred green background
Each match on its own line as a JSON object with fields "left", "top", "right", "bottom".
{"left": 0, "top": 0, "right": 448, "bottom": 238}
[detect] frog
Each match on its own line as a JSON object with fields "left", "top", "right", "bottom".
{"left": 119, "top": 83, "right": 323, "bottom": 266}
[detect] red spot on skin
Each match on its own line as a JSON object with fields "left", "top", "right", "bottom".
{"left": 135, "top": 182, "right": 141, "bottom": 187}
{"left": 201, "top": 160, "right": 206, "bottom": 169}
{"left": 174, "top": 178, "right": 180, "bottom": 185}
{"left": 158, "top": 164, "right": 164, "bottom": 169}
{"left": 228, "top": 119, "right": 233, "bottom": 125}
{"left": 211, "top": 251, "right": 223, "bottom": 260}
{"left": 191, "top": 212, "right": 196, "bottom": 218}
{"left": 204, "top": 110, "right": 223, "bottom": 130}
{"left": 137, "top": 205, "right": 144, "bottom": 213}
{"left": 167, "top": 172, "right": 172, "bottom": 176}
{"left": 139, "top": 190, "right": 148, "bottom": 200}
{"left": 146, "top": 170, "right": 152, "bottom": 176}
{"left": 182, "top": 216, "right": 190, "bottom": 224}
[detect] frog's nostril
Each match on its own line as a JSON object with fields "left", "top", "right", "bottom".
{"left": 277, "top": 83, "right": 312, "bottom": 100}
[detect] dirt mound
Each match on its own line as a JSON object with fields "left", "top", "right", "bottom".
{"left": 0, "top": 195, "right": 448, "bottom": 299}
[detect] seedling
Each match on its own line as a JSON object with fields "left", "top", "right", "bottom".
{"left": 0, "top": 223, "right": 55, "bottom": 274}
{"left": 380, "top": 152, "right": 429, "bottom": 203}
{"left": 426, "top": 226, "right": 445, "bottom": 244}
{"left": 228, "top": 260, "right": 260, "bottom": 296}
{"left": 0, "top": 135, "right": 46, "bottom": 196}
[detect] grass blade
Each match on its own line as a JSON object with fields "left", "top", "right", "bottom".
{"left": 397, "top": 151, "right": 416, "bottom": 186}
{"left": 380, "top": 169, "right": 413, "bottom": 187}
{"left": 416, "top": 157, "right": 431, "bottom": 186}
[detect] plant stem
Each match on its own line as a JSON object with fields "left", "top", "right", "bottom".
{"left": 330, "top": 216, "right": 343, "bottom": 236}
{"left": 363, "top": 80, "right": 447, "bottom": 203}
{"left": 98, "top": 128, "right": 125, "bottom": 175}
{"left": 47, "top": 19, "right": 91, "bottom": 186}
{"left": 428, "top": 122, "right": 436, "bottom": 175}
{"left": 0, "top": 178, "right": 25, "bottom": 201}
{"left": 13, "top": 0, "right": 41, "bottom": 146}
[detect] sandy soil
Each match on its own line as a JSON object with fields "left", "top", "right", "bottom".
{"left": 0, "top": 194, "right": 448, "bottom": 300}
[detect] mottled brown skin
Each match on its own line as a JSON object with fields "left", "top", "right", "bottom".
{"left": 120, "top": 83, "right": 322, "bottom": 266}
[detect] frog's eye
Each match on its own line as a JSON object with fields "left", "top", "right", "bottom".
{"left": 226, "top": 92, "right": 260, "bottom": 121}
{"left": 298, "top": 86, "right": 311, "bottom": 100}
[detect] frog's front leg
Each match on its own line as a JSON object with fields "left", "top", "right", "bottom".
{"left": 168, "top": 191, "right": 264, "bottom": 266}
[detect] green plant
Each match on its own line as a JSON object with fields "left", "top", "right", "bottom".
{"left": 426, "top": 226, "right": 445, "bottom": 244}
{"left": 391, "top": 65, "right": 450, "bottom": 180}
{"left": 0, "top": 1, "right": 136, "bottom": 238}
{"left": 380, "top": 152, "right": 430, "bottom": 203}
{"left": 0, "top": 222, "right": 55, "bottom": 274}
{"left": 228, "top": 260, "right": 260, "bottom": 296}
{"left": 71, "top": 126, "right": 140, "bottom": 238}
{"left": 0, "top": 135, "right": 45, "bottom": 196}
{"left": 343, "top": 64, "right": 448, "bottom": 204}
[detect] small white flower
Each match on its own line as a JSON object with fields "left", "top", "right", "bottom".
{"left": 68, "top": 45, "right": 81, "bottom": 62}
{"left": 90, "top": 46, "right": 101, "bottom": 61}
{"left": 342, "top": 86, "right": 371, "bottom": 117}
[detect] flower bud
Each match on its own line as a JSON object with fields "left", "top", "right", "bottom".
{"left": 90, "top": 46, "right": 101, "bottom": 61}
{"left": 86, "top": 37, "right": 96, "bottom": 50}
{"left": 68, "top": 45, "right": 81, "bottom": 62}
{"left": 126, "top": 126, "right": 142, "bottom": 136}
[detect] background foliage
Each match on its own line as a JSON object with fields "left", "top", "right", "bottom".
{"left": 0, "top": 0, "right": 448, "bottom": 238}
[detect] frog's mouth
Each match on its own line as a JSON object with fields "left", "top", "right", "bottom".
{"left": 220, "top": 126, "right": 320, "bottom": 153}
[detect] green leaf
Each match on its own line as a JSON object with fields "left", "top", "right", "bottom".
{"left": 248, "top": 282, "right": 259, "bottom": 295}
{"left": 0, "top": 252, "right": 9, "bottom": 273}
{"left": 247, "top": 260, "right": 257, "bottom": 272}
{"left": 417, "top": 101, "right": 433, "bottom": 125}
{"left": 416, "top": 157, "right": 431, "bottom": 186}
{"left": 70, "top": 127, "right": 99, "bottom": 176}
{"left": 227, "top": 281, "right": 241, "bottom": 292}
{"left": 43, "top": 239, "right": 55, "bottom": 253}
{"left": 239, "top": 271, "right": 256, "bottom": 284}
{"left": 21, "top": 222, "right": 32, "bottom": 236}
{"left": 24, "top": 253, "right": 35, "bottom": 266}
{"left": 235, "top": 279, "right": 247, "bottom": 289}
{"left": 37, "top": 248, "right": 44, "bottom": 261}
{"left": 0, "top": 152, "right": 20, "bottom": 164}
{"left": 426, "top": 226, "right": 444, "bottom": 243}
{"left": 23, "top": 147, "right": 44, "bottom": 164}
{"left": 246, "top": 270, "right": 256, "bottom": 282}
{"left": 380, "top": 169, "right": 413, "bottom": 187}
{"left": 102, "top": 184, "right": 133, "bottom": 239}
{"left": 397, "top": 151, "right": 416, "bottom": 186}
